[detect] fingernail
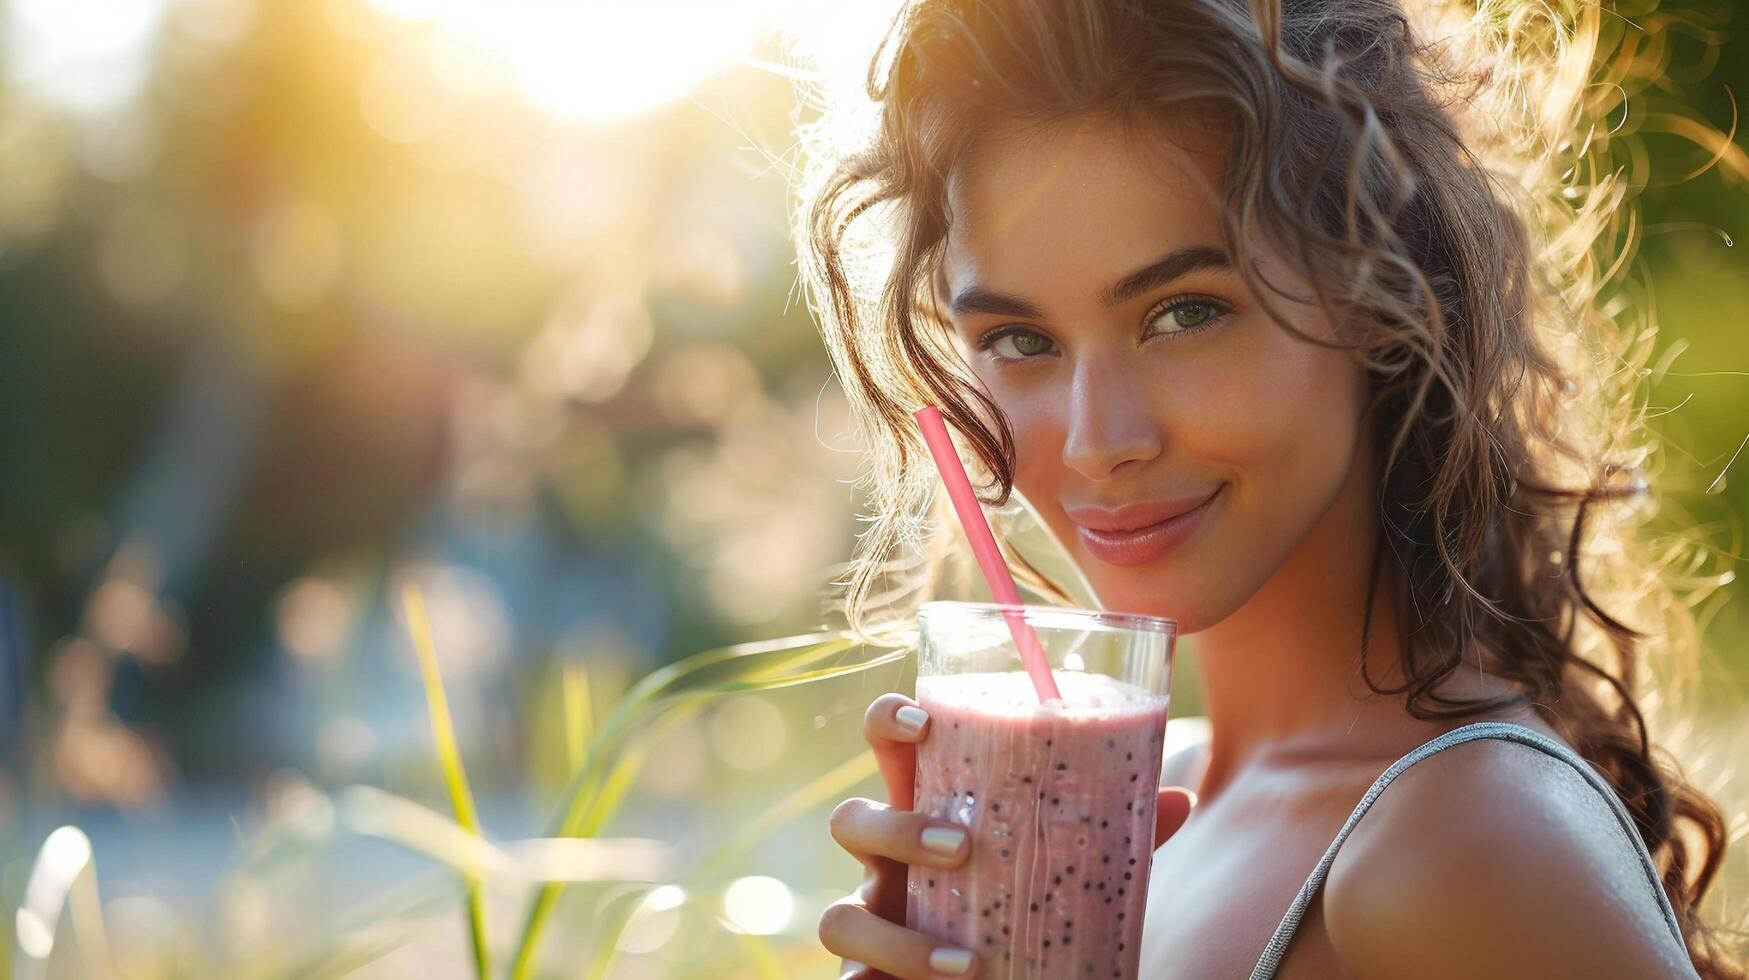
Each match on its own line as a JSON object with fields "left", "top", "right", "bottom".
{"left": 929, "top": 947, "right": 974, "bottom": 975}
{"left": 920, "top": 826, "right": 966, "bottom": 857}
{"left": 894, "top": 705, "right": 928, "bottom": 735}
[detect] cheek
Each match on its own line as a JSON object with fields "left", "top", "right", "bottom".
{"left": 1179, "top": 348, "right": 1360, "bottom": 478}
{"left": 991, "top": 387, "right": 1066, "bottom": 498}
{"left": 1186, "top": 326, "right": 1366, "bottom": 558}
{"left": 1133, "top": 333, "right": 1364, "bottom": 628}
{"left": 1140, "top": 304, "right": 1332, "bottom": 456}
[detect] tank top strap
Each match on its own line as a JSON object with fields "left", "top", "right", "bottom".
{"left": 1248, "top": 720, "right": 1684, "bottom": 980}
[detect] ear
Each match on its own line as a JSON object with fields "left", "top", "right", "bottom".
{"left": 1154, "top": 786, "right": 1198, "bottom": 847}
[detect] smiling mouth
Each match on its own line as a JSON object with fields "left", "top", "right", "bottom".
{"left": 1072, "top": 484, "right": 1223, "bottom": 567}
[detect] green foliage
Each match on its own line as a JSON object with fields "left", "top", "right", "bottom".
{"left": 509, "top": 630, "right": 903, "bottom": 978}
{"left": 403, "top": 584, "right": 492, "bottom": 980}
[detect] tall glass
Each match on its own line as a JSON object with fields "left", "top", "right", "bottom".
{"left": 907, "top": 601, "right": 1175, "bottom": 979}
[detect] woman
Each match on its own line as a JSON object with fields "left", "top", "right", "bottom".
{"left": 792, "top": 0, "right": 1744, "bottom": 977}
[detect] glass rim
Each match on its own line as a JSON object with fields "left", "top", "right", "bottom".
{"left": 918, "top": 599, "right": 1177, "bottom": 637}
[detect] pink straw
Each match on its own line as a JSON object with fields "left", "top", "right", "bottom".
{"left": 914, "top": 406, "right": 1062, "bottom": 704}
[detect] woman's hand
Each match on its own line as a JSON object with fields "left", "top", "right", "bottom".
{"left": 818, "top": 693, "right": 1198, "bottom": 979}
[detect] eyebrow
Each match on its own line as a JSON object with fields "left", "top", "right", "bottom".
{"left": 948, "top": 244, "right": 1232, "bottom": 319}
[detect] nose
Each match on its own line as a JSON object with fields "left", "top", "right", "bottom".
{"left": 1061, "top": 351, "right": 1164, "bottom": 480}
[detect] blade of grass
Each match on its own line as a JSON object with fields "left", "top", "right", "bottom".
{"left": 509, "top": 632, "right": 907, "bottom": 979}
{"left": 510, "top": 737, "right": 665, "bottom": 979}
{"left": 550, "top": 635, "right": 882, "bottom": 843}
{"left": 563, "top": 660, "right": 594, "bottom": 777}
{"left": 340, "top": 784, "right": 673, "bottom": 884}
{"left": 582, "top": 886, "right": 661, "bottom": 980}
{"left": 584, "top": 749, "right": 874, "bottom": 973}
{"left": 402, "top": 584, "right": 492, "bottom": 980}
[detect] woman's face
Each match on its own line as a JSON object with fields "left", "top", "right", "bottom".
{"left": 939, "top": 113, "right": 1371, "bottom": 632}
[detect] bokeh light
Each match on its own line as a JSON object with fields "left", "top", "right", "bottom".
{"left": 721, "top": 875, "right": 794, "bottom": 935}
{"left": 618, "top": 884, "right": 689, "bottom": 955}
{"left": 414, "top": 1, "right": 767, "bottom": 125}
{"left": 275, "top": 576, "right": 356, "bottom": 665}
{"left": 4, "top": 0, "right": 170, "bottom": 117}
{"left": 15, "top": 826, "right": 94, "bottom": 960}
{"left": 710, "top": 695, "right": 787, "bottom": 771}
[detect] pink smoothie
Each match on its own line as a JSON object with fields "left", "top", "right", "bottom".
{"left": 908, "top": 671, "right": 1169, "bottom": 978}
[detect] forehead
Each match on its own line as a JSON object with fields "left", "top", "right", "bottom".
{"left": 941, "top": 113, "right": 1229, "bottom": 293}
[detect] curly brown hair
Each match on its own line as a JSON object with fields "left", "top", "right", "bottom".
{"left": 788, "top": 0, "right": 1745, "bottom": 973}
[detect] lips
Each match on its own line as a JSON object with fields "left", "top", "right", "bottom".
{"left": 1066, "top": 488, "right": 1220, "bottom": 532}
{"left": 1067, "top": 485, "right": 1223, "bottom": 567}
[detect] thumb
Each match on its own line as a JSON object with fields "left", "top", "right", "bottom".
{"left": 1153, "top": 786, "right": 1197, "bottom": 847}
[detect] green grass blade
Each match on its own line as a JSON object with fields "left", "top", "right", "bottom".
{"left": 508, "top": 631, "right": 906, "bottom": 979}
{"left": 548, "top": 634, "right": 882, "bottom": 842}
{"left": 403, "top": 584, "right": 492, "bottom": 980}
{"left": 581, "top": 885, "right": 660, "bottom": 980}
{"left": 563, "top": 660, "right": 594, "bottom": 777}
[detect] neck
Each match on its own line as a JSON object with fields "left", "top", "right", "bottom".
{"left": 1187, "top": 444, "right": 1440, "bottom": 803}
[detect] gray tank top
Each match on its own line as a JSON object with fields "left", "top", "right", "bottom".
{"left": 1248, "top": 720, "right": 1686, "bottom": 979}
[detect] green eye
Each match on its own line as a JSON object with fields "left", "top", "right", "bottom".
{"left": 1149, "top": 298, "right": 1227, "bottom": 335}
{"left": 980, "top": 327, "right": 1056, "bottom": 359}
{"left": 1174, "top": 304, "right": 1212, "bottom": 328}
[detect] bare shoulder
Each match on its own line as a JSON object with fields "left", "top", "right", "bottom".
{"left": 1322, "top": 732, "right": 1697, "bottom": 979}
{"left": 1159, "top": 715, "right": 1210, "bottom": 788}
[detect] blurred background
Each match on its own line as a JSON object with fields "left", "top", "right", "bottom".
{"left": 0, "top": 0, "right": 1743, "bottom": 977}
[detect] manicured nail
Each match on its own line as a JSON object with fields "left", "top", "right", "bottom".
{"left": 894, "top": 705, "right": 928, "bottom": 736}
{"left": 929, "top": 947, "right": 974, "bottom": 975}
{"left": 920, "top": 826, "right": 966, "bottom": 857}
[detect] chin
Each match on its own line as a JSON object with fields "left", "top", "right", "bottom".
{"left": 1055, "top": 498, "right": 1241, "bottom": 633}
{"left": 1083, "top": 570, "right": 1225, "bottom": 634}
